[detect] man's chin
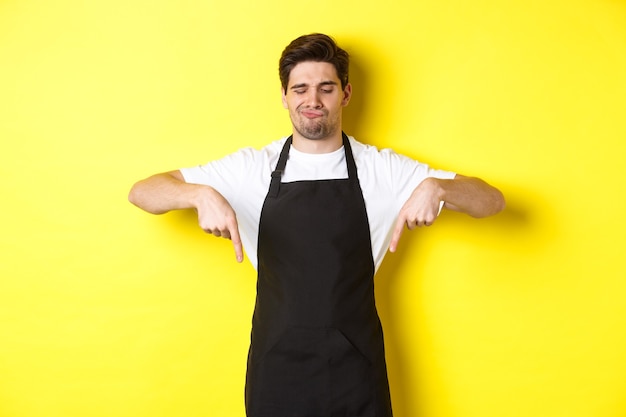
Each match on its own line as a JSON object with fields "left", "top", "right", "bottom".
{"left": 296, "top": 125, "right": 327, "bottom": 141}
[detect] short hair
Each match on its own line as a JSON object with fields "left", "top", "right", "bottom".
{"left": 278, "top": 33, "right": 350, "bottom": 91}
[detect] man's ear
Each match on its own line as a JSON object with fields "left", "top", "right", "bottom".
{"left": 281, "top": 88, "right": 288, "bottom": 109}
{"left": 342, "top": 83, "right": 352, "bottom": 107}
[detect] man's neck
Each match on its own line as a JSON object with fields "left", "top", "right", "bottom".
{"left": 291, "top": 132, "right": 344, "bottom": 154}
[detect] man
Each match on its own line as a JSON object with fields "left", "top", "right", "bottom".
{"left": 129, "top": 33, "right": 504, "bottom": 417}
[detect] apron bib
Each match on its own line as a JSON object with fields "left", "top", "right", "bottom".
{"left": 245, "top": 134, "right": 393, "bottom": 417}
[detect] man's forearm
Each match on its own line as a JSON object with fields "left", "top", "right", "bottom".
{"left": 439, "top": 174, "right": 505, "bottom": 218}
{"left": 128, "top": 170, "right": 204, "bottom": 214}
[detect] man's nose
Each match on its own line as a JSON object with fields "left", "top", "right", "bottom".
{"left": 305, "top": 90, "right": 322, "bottom": 107}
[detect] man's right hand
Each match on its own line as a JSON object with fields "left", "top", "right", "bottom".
{"left": 129, "top": 170, "right": 244, "bottom": 263}
{"left": 192, "top": 185, "right": 243, "bottom": 263}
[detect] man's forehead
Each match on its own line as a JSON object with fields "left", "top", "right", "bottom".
{"left": 288, "top": 61, "right": 340, "bottom": 87}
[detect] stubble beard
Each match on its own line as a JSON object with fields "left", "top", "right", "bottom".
{"left": 293, "top": 111, "right": 339, "bottom": 141}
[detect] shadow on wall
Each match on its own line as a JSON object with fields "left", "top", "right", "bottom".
{"left": 341, "top": 40, "right": 386, "bottom": 143}
{"left": 374, "top": 183, "right": 548, "bottom": 416}
{"left": 342, "top": 54, "right": 368, "bottom": 140}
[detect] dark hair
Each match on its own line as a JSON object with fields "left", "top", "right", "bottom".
{"left": 278, "top": 33, "right": 350, "bottom": 91}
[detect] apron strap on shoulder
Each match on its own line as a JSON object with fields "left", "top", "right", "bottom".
{"left": 342, "top": 132, "right": 359, "bottom": 181}
{"left": 268, "top": 136, "right": 292, "bottom": 198}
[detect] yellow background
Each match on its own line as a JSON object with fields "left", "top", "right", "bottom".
{"left": 1, "top": 0, "right": 625, "bottom": 416}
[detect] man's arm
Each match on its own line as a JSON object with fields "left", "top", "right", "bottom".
{"left": 389, "top": 174, "right": 505, "bottom": 252}
{"left": 128, "top": 170, "right": 243, "bottom": 262}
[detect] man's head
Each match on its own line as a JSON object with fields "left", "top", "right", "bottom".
{"left": 279, "top": 33, "right": 350, "bottom": 92}
{"left": 279, "top": 34, "right": 352, "bottom": 148}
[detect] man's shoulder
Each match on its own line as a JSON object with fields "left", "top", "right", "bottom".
{"left": 348, "top": 136, "right": 403, "bottom": 161}
{"left": 260, "top": 136, "right": 290, "bottom": 150}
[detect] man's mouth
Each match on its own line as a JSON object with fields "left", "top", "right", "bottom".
{"left": 301, "top": 110, "right": 324, "bottom": 119}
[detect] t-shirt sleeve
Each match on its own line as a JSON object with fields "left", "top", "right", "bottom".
{"left": 376, "top": 147, "right": 456, "bottom": 207}
{"left": 179, "top": 147, "right": 260, "bottom": 205}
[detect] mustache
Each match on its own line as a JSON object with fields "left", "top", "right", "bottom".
{"left": 297, "top": 107, "right": 327, "bottom": 115}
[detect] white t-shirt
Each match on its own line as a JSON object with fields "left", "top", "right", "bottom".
{"left": 180, "top": 136, "right": 456, "bottom": 272}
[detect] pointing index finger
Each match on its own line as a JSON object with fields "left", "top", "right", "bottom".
{"left": 230, "top": 222, "right": 243, "bottom": 262}
{"left": 233, "top": 238, "right": 243, "bottom": 263}
{"left": 389, "top": 216, "right": 406, "bottom": 253}
{"left": 226, "top": 217, "right": 244, "bottom": 263}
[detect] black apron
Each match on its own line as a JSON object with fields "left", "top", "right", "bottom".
{"left": 245, "top": 133, "right": 393, "bottom": 417}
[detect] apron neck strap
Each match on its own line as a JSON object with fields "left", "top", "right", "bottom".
{"left": 268, "top": 133, "right": 357, "bottom": 198}
{"left": 268, "top": 136, "right": 293, "bottom": 198}
{"left": 342, "top": 132, "right": 358, "bottom": 180}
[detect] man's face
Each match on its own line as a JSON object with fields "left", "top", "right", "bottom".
{"left": 282, "top": 61, "right": 352, "bottom": 141}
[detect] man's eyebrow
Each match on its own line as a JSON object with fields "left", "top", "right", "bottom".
{"left": 290, "top": 80, "right": 338, "bottom": 90}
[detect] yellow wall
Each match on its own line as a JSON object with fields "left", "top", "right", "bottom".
{"left": 1, "top": 1, "right": 625, "bottom": 416}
